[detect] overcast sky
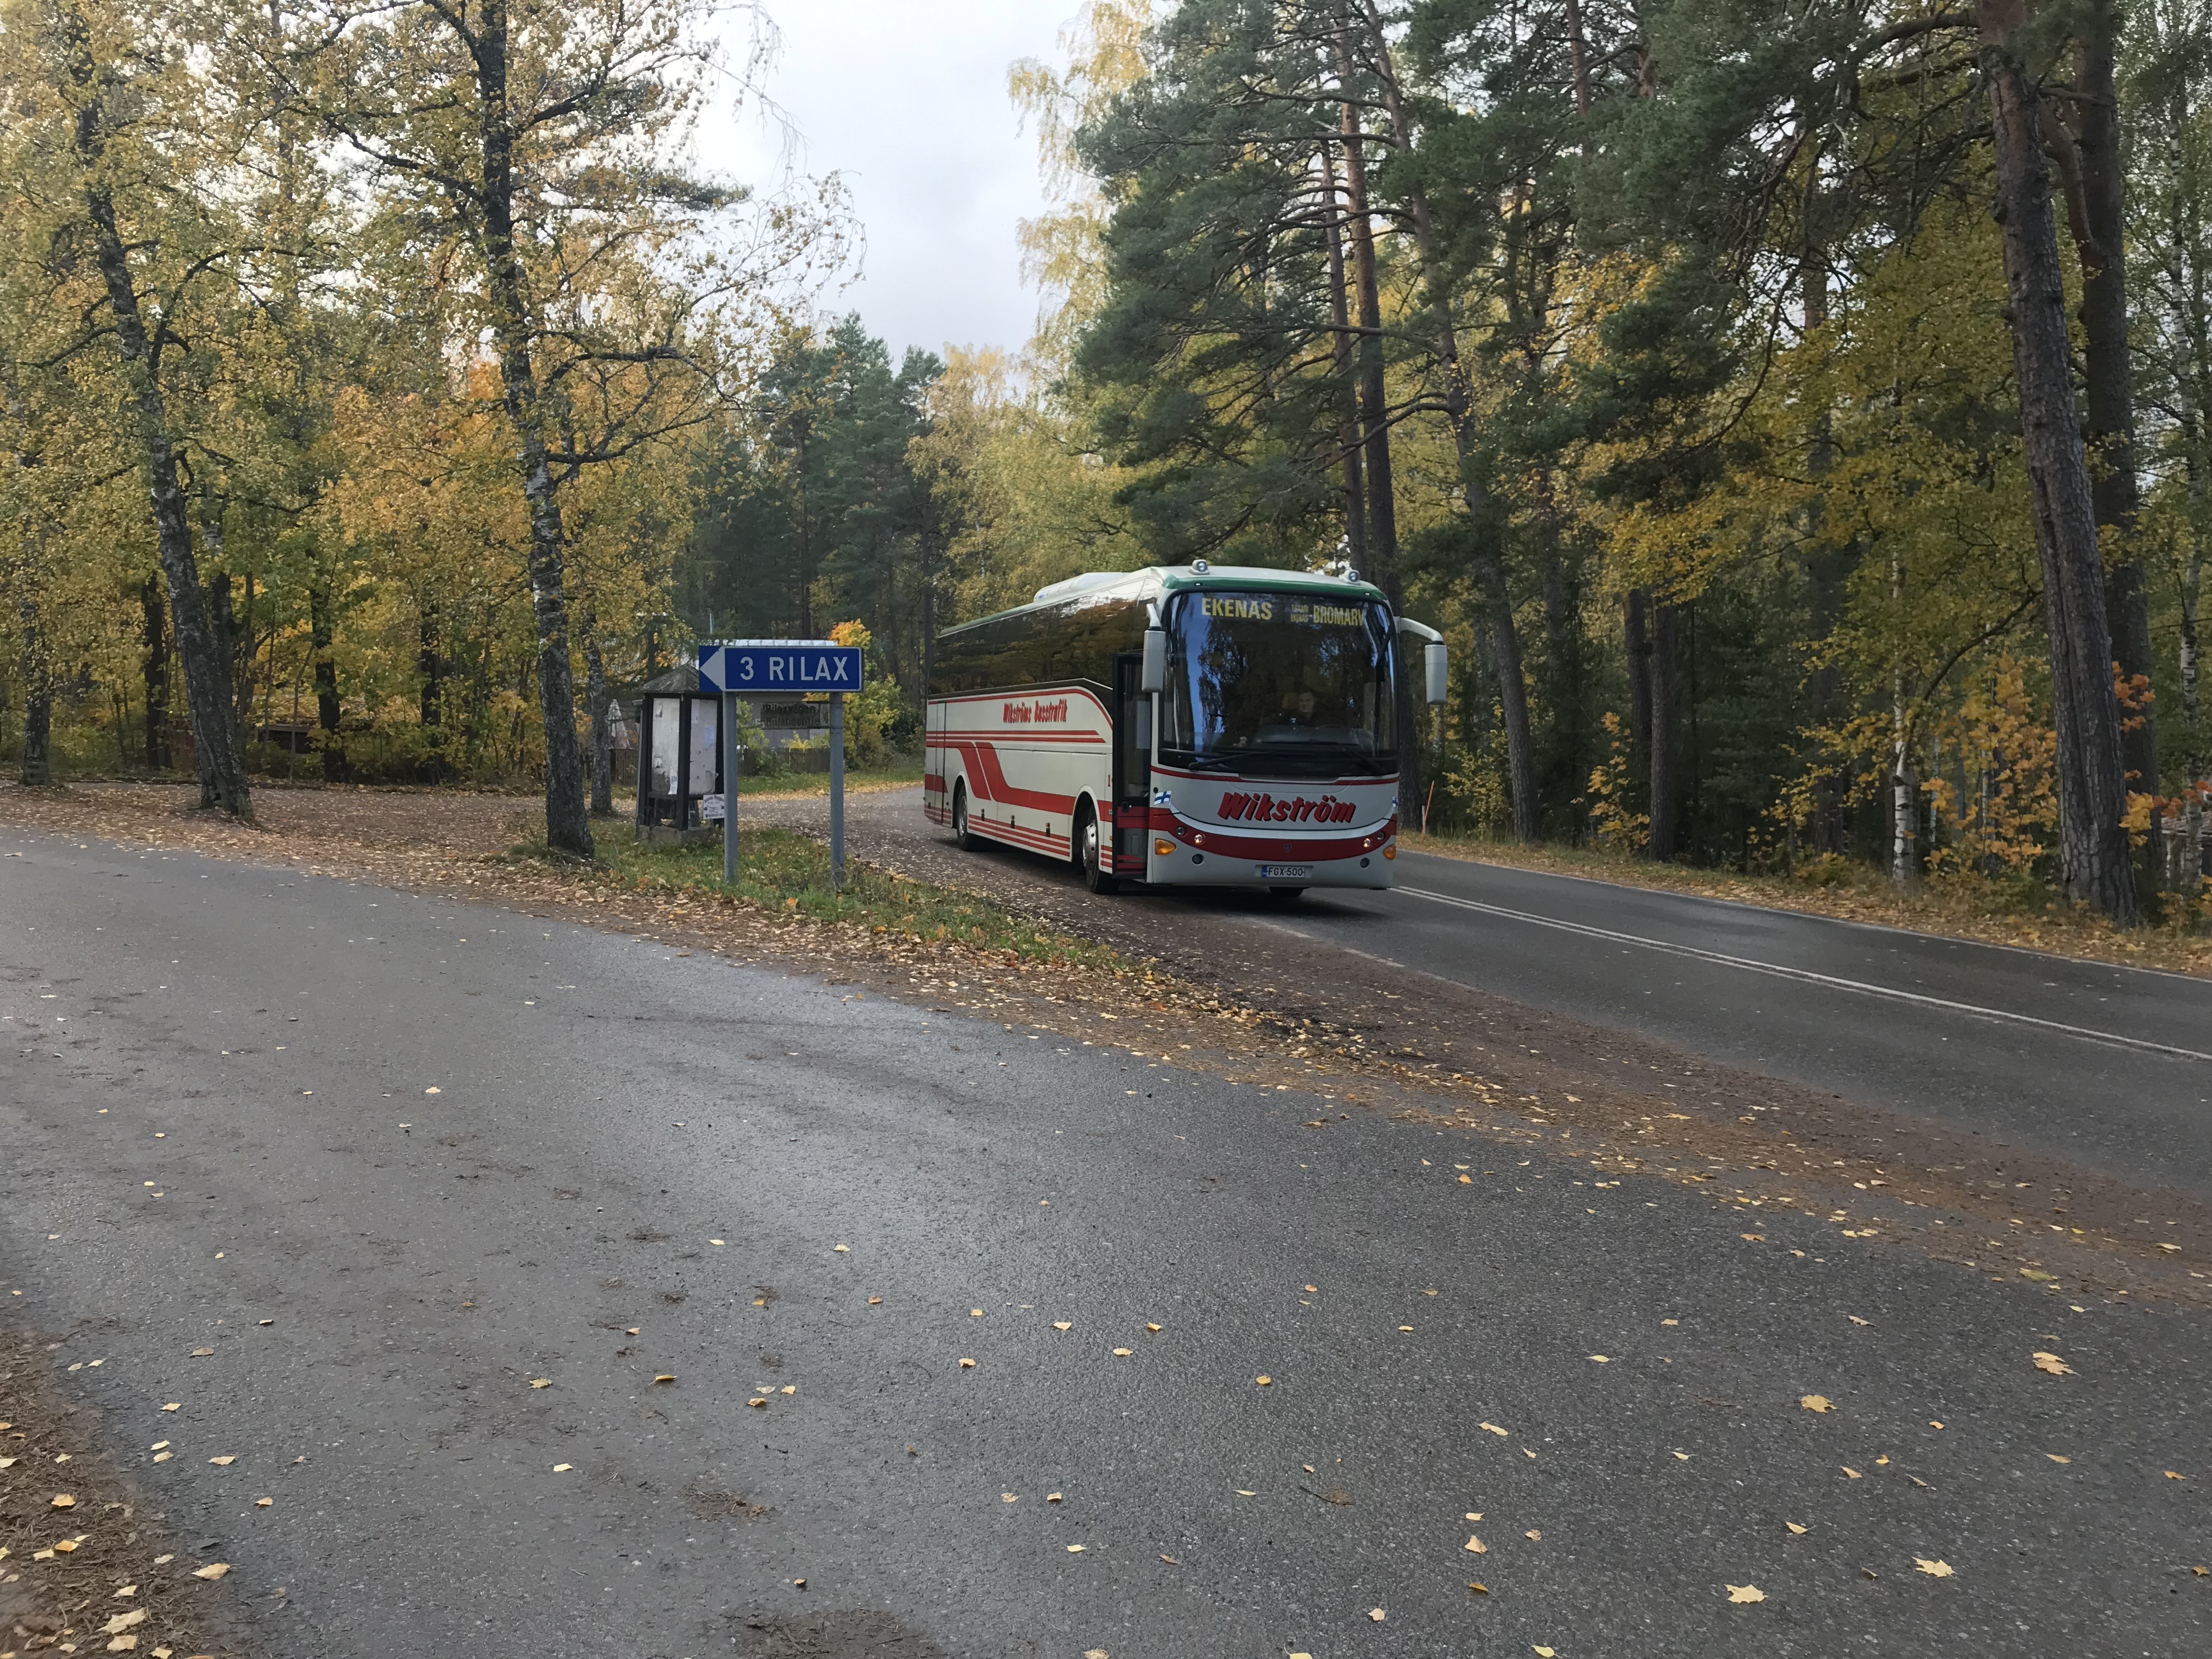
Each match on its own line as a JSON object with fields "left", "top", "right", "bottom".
{"left": 702, "top": 1, "right": 1074, "bottom": 365}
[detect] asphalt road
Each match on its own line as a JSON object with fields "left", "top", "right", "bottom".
{"left": 773, "top": 789, "right": 2212, "bottom": 1206}
{"left": 4, "top": 828, "right": 2210, "bottom": 1658}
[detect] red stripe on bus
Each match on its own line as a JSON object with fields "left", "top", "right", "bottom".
{"left": 946, "top": 738, "right": 1079, "bottom": 817}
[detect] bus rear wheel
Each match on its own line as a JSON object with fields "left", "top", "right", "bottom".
{"left": 951, "top": 783, "right": 977, "bottom": 851}
{"left": 1078, "top": 805, "right": 1118, "bottom": 895}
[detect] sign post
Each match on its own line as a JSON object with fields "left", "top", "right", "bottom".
{"left": 697, "top": 639, "right": 864, "bottom": 893}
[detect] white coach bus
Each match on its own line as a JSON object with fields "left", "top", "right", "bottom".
{"left": 924, "top": 562, "right": 1446, "bottom": 897}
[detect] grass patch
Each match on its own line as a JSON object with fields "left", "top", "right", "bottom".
{"left": 731, "top": 758, "right": 924, "bottom": 798}
{"left": 524, "top": 818, "right": 1122, "bottom": 970}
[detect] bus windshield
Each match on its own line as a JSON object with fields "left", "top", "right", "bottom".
{"left": 1161, "top": 590, "right": 1398, "bottom": 777}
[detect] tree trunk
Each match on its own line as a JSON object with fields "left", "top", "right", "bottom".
{"left": 584, "top": 617, "right": 613, "bottom": 817}
{"left": 140, "top": 575, "right": 170, "bottom": 768}
{"left": 2070, "top": 0, "right": 2156, "bottom": 800}
{"left": 1333, "top": 22, "right": 1423, "bottom": 826}
{"left": 309, "top": 580, "right": 345, "bottom": 781}
{"left": 1626, "top": 588, "right": 1652, "bottom": 776}
{"left": 1648, "top": 599, "right": 1678, "bottom": 860}
{"left": 1319, "top": 139, "right": 1368, "bottom": 569}
{"left": 77, "top": 168, "right": 250, "bottom": 815}
{"left": 1979, "top": 0, "right": 2135, "bottom": 921}
{"left": 1350, "top": 3, "right": 1533, "bottom": 837}
{"left": 475, "top": 0, "right": 592, "bottom": 857}
{"left": 18, "top": 597, "right": 50, "bottom": 786}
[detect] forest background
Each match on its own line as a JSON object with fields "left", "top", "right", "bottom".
{"left": 3, "top": 0, "right": 2209, "bottom": 922}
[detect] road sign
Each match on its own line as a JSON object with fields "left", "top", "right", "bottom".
{"left": 696, "top": 640, "right": 860, "bottom": 891}
{"left": 698, "top": 641, "right": 863, "bottom": 695}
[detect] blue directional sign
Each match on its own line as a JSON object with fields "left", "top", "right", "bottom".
{"left": 697, "top": 640, "right": 864, "bottom": 694}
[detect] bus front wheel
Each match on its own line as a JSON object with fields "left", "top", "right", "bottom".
{"left": 1078, "top": 805, "right": 1118, "bottom": 895}
{"left": 951, "top": 784, "right": 977, "bottom": 851}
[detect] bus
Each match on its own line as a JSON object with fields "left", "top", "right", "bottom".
{"left": 924, "top": 562, "right": 1446, "bottom": 896}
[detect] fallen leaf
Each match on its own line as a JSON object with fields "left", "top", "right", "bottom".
{"left": 1146, "top": 1323, "right": 1162, "bottom": 1332}
{"left": 424, "top": 1086, "right": 441, "bottom": 1094}
{"left": 102, "top": 1610, "right": 148, "bottom": 1636}
{"left": 1160, "top": 1554, "right": 1178, "bottom": 1564}
{"left": 710, "top": 1239, "right": 725, "bottom": 1247}
{"left": 1459, "top": 1175, "right": 1473, "bottom": 1184}
{"left": 832, "top": 1244, "right": 850, "bottom": 1253}
{"left": 971, "top": 1309, "right": 984, "bottom": 1318}
{"left": 1588, "top": 1355, "right": 1610, "bottom": 1363}
{"left": 960, "top": 1358, "right": 976, "bottom": 1369}
{"left": 747, "top": 1397, "right": 769, "bottom": 1408}
{"left": 1786, "top": 1522, "right": 1808, "bottom": 1536}
{"left": 258, "top": 1319, "right": 273, "bottom": 1327}
{"left": 1741, "top": 1233, "right": 1764, "bottom": 1243}
{"left": 1255, "top": 1375, "right": 1272, "bottom": 1386}
{"left": 1468, "top": 1582, "right": 1489, "bottom": 1594}
{"left": 1047, "top": 1492, "right": 1063, "bottom": 1502}
{"left": 780, "top": 1385, "right": 795, "bottom": 1395}
{"left": 529, "top": 1379, "right": 551, "bottom": 1389}
{"left": 2168, "top": 1471, "right": 2186, "bottom": 1481}
{"left": 52, "top": 1493, "right": 76, "bottom": 1508}
{"left": 1303, "top": 1284, "right": 1318, "bottom": 1293}
{"left": 193, "top": 1562, "right": 230, "bottom": 1580}
{"left": 209, "top": 1456, "right": 235, "bottom": 1466}
{"left": 867, "top": 1297, "right": 882, "bottom": 1306}
{"left": 1465, "top": 1535, "right": 1487, "bottom": 1554}
{"left": 1535, "top": 1648, "right": 1557, "bottom": 1657}
{"left": 1848, "top": 1316, "right": 1870, "bottom": 1325}
{"left": 1801, "top": 1395, "right": 1835, "bottom": 1413}
{"left": 1915, "top": 1558, "right": 1954, "bottom": 1578}
{"left": 1526, "top": 1529, "right": 1542, "bottom": 1541}
{"left": 553, "top": 1463, "right": 572, "bottom": 1471}
{"left": 109, "top": 1637, "right": 140, "bottom": 1653}
{"left": 1843, "top": 1466, "right": 1862, "bottom": 1479}
{"left": 1673, "top": 1452, "right": 1690, "bottom": 1461}
{"left": 2032, "top": 1351, "right": 2073, "bottom": 1376}
{"left": 1726, "top": 1583, "right": 1767, "bottom": 1604}
{"left": 653, "top": 1374, "right": 675, "bottom": 1385}
{"left": 1235, "top": 1489, "right": 1257, "bottom": 1497}
{"left": 1066, "top": 1544, "right": 1085, "bottom": 1553}
{"left": 1368, "top": 1607, "right": 1386, "bottom": 1622}
{"left": 190, "top": 1347, "right": 213, "bottom": 1358}
{"left": 1480, "top": 1422, "right": 1508, "bottom": 1436}
{"left": 1053, "top": 1322, "right": 1073, "bottom": 1331}
{"left": 1113, "top": 1347, "right": 1133, "bottom": 1357}
{"left": 54, "top": 1540, "right": 77, "bottom": 1553}
{"left": 255, "top": 1498, "right": 272, "bottom": 1507}
{"left": 2047, "top": 1454, "right": 2070, "bottom": 1464}
{"left": 1002, "top": 1493, "right": 1018, "bottom": 1503}
{"left": 161, "top": 1403, "right": 180, "bottom": 1413}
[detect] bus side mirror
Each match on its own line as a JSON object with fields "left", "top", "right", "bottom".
{"left": 1425, "top": 641, "right": 1448, "bottom": 706}
{"left": 1141, "top": 628, "right": 1167, "bottom": 693}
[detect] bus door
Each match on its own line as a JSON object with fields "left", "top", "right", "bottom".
{"left": 1111, "top": 652, "right": 1152, "bottom": 875}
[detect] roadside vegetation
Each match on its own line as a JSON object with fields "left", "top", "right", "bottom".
{"left": 520, "top": 818, "right": 1122, "bottom": 973}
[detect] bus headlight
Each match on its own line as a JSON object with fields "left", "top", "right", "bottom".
{"left": 1154, "top": 838, "right": 1175, "bottom": 856}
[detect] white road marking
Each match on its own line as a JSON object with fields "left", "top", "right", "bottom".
{"left": 1394, "top": 886, "right": 2212, "bottom": 1064}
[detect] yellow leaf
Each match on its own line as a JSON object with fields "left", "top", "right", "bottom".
{"left": 832, "top": 1244, "right": 850, "bottom": 1253}
{"left": 1800, "top": 1395, "right": 1834, "bottom": 1413}
{"left": 1588, "top": 1355, "right": 1610, "bottom": 1363}
{"left": 1480, "top": 1422, "right": 1508, "bottom": 1436}
{"left": 102, "top": 1610, "right": 148, "bottom": 1635}
{"left": 553, "top": 1463, "right": 573, "bottom": 1471}
{"left": 529, "top": 1379, "right": 551, "bottom": 1389}
{"left": 1842, "top": 1466, "right": 1862, "bottom": 1479}
{"left": 747, "top": 1397, "right": 769, "bottom": 1408}
{"left": 1066, "top": 1544, "right": 1085, "bottom": 1553}
{"left": 1526, "top": 1530, "right": 1542, "bottom": 1541}
{"left": 960, "top": 1358, "right": 976, "bottom": 1369}
{"left": 1046, "top": 1492, "right": 1063, "bottom": 1502}
{"left": 1112, "top": 1347, "right": 1133, "bottom": 1357}
{"left": 1786, "top": 1522, "right": 1808, "bottom": 1536}
{"left": 1915, "top": 1558, "right": 1954, "bottom": 1578}
{"left": 1465, "top": 1535, "right": 1487, "bottom": 1554}
{"left": 1147, "top": 1323, "right": 1162, "bottom": 1333}
{"left": 2032, "top": 1351, "right": 2073, "bottom": 1375}
{"left": 1459, "top": 1174, "right": 1473, "bottom": 1184}
{"left": 193, "top": 1562, "right": 231, "bottom": 1580}
{"left": 1053, "top": 1321, "right": 1073, "bottom": 1331}
{"left": 51, "top": 1493, "right": 76, "bottom": 1508}
{"left": 1255, "top": 1375, "right": 1272, "bottom": 1386}
{"left": 190, "top": 1347, "right": 214, "bottom": 1358}
{"left": 1536, "top": 1648, "right": 1557, "bottom": 1657}
{"left": 255, "top": 1498, "right": 273, "bottom": 1507}
{"left": 1368, "top": 1607, "right": 1386, "bottom": 1622}
{"left": 2047, "top": 1454, "right": 2070, "bottom": 1464}
{"left": 1727, "top": 1583, "right": 1767, "bottom": 1604}
{"left": 780, "top": 1385, "right": 795, "bottom": 1395}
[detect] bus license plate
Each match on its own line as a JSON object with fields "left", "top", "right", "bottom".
{"left": 1256, "top": 864, "right": 1312, "bottom": 879}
